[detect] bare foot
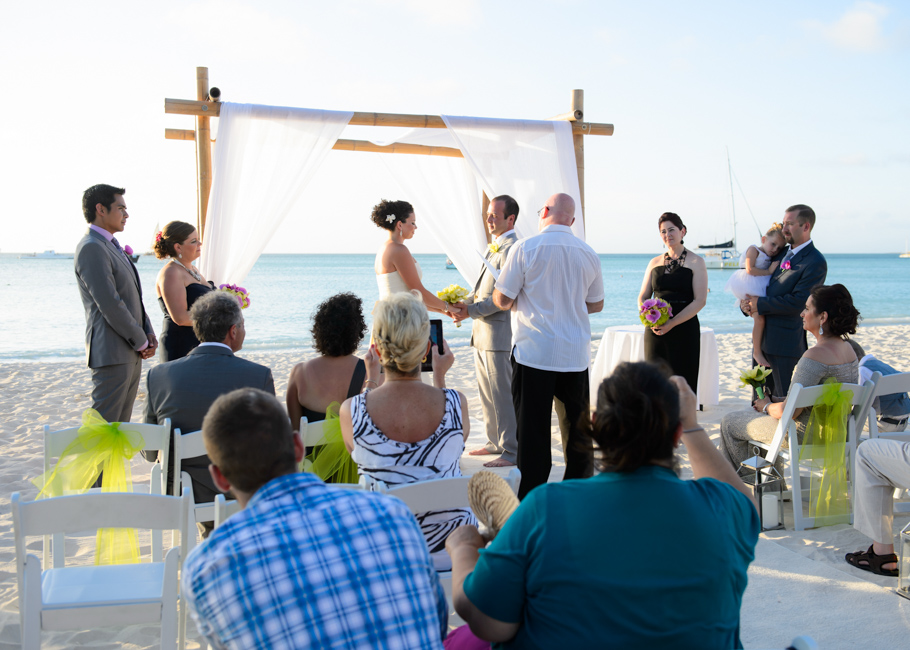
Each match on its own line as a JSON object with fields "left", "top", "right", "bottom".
{"left": 483, "top": 457, "right": 516, "bottom": 468}
{"left": 754, "top": 351, "right": 770, "bottom": 368}
{"left": 468, "top": 447, "right": 496, "bottom": 456}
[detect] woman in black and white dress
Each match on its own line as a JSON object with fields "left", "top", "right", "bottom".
{"left": 340, "top": 290, "right": 474, "bottom": 570}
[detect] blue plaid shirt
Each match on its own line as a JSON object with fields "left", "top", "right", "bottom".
{"left": 182, "top": 473, "right": 447, "bottom": 649}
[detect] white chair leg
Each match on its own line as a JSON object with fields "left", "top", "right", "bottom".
{"left": 22, "top": 556, "right": 42, "bottom": 650}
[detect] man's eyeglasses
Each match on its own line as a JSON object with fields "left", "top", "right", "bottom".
{"left": 537, "top": 205, "right": 552, "bottom": 218}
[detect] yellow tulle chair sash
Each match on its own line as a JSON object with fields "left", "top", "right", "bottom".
{"left": 799, "top": 379, "right": 853, "bottom": 526}
{"left": 302, "top": 402, "right": 359, "bottom": 484}
{"left": 32, "top": 408, "right": 145, "bottom": 565}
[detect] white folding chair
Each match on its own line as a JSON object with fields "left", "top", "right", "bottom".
{"left": 860, "top": 371, "right": 910, "bottom": 441}
{"left": 42, "top": 420, "right": 172, "bottom": 566}
{"left": 299, "top": 416, "right": 331, "bottom": 472}
{"left": 372, "top": 469, "right": 522, "bottom": 621}
{"left": 751, "top": 381, "right": 872, "bottom": 531}
{"left": 12, "top": 489, "right": 190, "bottom": 650}
{"left": 171, "top": 428, "right": 219, "bottom": 548}
{"left": 213, "top": 493, "right": 242, "bottom": 529}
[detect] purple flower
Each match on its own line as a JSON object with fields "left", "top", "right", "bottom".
{"left": 641, "top": 298, "right": 658, "bottom": 310}
{"left": 645, "top": 309, "right": 661, "bottom": 324}
{"left": 124, "top": 244, "right": 133, "bottom": 255}
{"left": 667, "top": 305, "right": 674, "bottom": 317}
{"left": 781, "top": 260, "right": 791, "bottom": 271}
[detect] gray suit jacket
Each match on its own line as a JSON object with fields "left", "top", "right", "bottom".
{"left": 465, "top": 232, "right": 518, "bottom": 352}
{"left": 144, "top": 345, "right": 276, "bottom": 502}
{"left": 758, "top": 241, "right": 827, "bottom": 358}
{"left": 74, "top": 228, "right": 153, "bottom": 368}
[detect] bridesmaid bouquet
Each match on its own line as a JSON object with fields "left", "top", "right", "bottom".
{"left": 740, "top": 365, "right": 773, "bottom": 400}
{"left": 639, "top": 298, "right": 672, "bottom": 328}
{"left": 437, "top": 284, "right": 469, "bottom": 327}
{"left": 219, "top": 283, "right": 251, "bottom": 309}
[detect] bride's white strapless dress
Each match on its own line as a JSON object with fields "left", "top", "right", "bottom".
{"left": 376, "top": 259, "right": 422, "bottom": 298}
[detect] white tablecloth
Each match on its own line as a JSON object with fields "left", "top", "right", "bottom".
{"left": 590, "top": 325, "right": 720, "bottom": 408}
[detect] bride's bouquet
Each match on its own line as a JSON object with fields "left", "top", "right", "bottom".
{"left": 219, "top": 283, "right": 251, "bottom": 309}
{"left": 740, "top": 365, "right": 773, "bottom": 400}
{"left": 639, "top": 298, "right": 672, "bottom": 328}
{"left": 437, "top": 284, "right": 469, "bottom": 327}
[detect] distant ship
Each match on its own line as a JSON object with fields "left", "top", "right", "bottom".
{"left": 20, "top": 250, "right": 73, "bottom": 260}
{"left": 445, "top": 258, "right": 456, "bottom": 269}
{"left": 901, "top": 239, "right": 910, "bottom": 259}
{"left": 697, "top": 150, "right": 740, "bottom": 270}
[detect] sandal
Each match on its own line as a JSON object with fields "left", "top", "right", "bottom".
{"left": 845, "top": 545, "right": 899, "bottom": 577}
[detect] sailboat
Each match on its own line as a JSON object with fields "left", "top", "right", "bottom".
{"left": 900, "top": 240, "right": 910, "bottom": 259}
{"left": 697, "top": 150, "right": 741, "bottom": 270}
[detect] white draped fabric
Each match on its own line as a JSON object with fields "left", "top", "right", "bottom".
{"left": 199, "top": 102, "right": 353, "bottom": 284}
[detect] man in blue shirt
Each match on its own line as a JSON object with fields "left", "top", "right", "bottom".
{"left": 182, "top": 388, "right": 447, "bottom": 649}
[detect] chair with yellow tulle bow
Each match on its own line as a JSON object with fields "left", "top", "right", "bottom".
{"left": 12, "top": 488, "right": 190, "bottom": 650}
{"left": 755, "top": 380, "right": 872, "bottom": 531}
{"left": 39, "top": 412, "right": 172, "bottom": 567}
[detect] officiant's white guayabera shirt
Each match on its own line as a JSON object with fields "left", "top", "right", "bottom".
{"left": 496, "top": 224, "right": 604, "bottom": 372}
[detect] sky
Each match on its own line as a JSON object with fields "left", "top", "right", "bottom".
{"left": 0, "top": 0, "right": 907, "bottom": 256}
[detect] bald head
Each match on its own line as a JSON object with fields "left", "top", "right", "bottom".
{"left": 539, "top": 193, "right": 575, "bottom": 230}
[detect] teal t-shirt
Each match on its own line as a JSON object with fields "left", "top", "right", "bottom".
{"left": 463, "top": 467, "right": 759, "bottom": 650}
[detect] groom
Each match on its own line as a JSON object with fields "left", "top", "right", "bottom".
{"left": 744, "top": 204, "right": 826, "bottom": 399}
{"left": 456, "top": 195, "right": 520, "bottom": 467}
{"left": 75, "top": 184, "right": 157, "bottom": 424}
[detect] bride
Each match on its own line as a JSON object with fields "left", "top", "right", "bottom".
{"left": 372, "top": 199, "right": 463, "bottom": 319}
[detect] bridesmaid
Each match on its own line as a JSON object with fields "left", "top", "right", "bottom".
{"left": 637, "top": 212, "right": 708, "bottom": 393}
{"left": 153, "top": 221, "right": 214, "bottom": 362}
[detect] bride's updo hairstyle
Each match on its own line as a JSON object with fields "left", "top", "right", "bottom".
{"left": 587, "top": 361, "right": 679, "bottom": 473}
{"left": 371, "top": 199, "right": 414, "bottom": 232}
{"left": 153, "top": 220, "right": 196, "bottom": 260}
{"left": 810, "top": 284, "right": 860, "bottom": 338}
{"left": 372, "top": 291, "right": 430, "bottom": 375}
{"left": 657, "top": 212, "right": 686, "bottom": 245}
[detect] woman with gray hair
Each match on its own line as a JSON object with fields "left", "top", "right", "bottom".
{"left": 340, "top": 290, "right": 473, "bottom": 570}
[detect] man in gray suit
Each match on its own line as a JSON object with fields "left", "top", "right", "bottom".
{"left": 457, "top": 195, "right": 520, "bottom": 468}
{"left": 744, "top": 204, "right": 827, "bottom": 399}
{"left": 144, "top": 291, "right": 275, "bottom": 519}
{"left": 75, "top": 184, "right": 157, "bottom": 424}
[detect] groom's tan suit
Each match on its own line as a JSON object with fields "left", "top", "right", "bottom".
{"left": 465, "top": 231, "right": 519, "bottom": 462}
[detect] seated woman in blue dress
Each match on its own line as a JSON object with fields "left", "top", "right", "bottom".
{"left": 445, "top": 362, "right": 760, "bottom": 650}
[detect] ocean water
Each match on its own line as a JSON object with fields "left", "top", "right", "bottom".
{"left": 1, "top": 253, "right": 908, "bottom": 363}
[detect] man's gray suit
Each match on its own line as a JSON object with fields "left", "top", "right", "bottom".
{"left": 758, "top": 241, "right": 827, "bottom": 398}
{"left": 75, "top": 228, "right": 154, "bottom": 423}
{"left": 144, "top": 345, "right": 275, "bottom": 503}
{"left": 465, "top": 232, "right": 519, "bottom": 462}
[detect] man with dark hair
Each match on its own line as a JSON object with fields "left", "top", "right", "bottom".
{"left": 144, "top": 292, "right": 274, "bottom": 524}
{"left": 183, "top": 388, "right": 448, "bottom": 649}
{"left": 458, "top": 194, "right": 520, "bottom": 467}
{"left": 743, "top": 203, "right": 826, "bottom": 399}
{"left": 75, "top": 184, "right": 156, "bottom": 424}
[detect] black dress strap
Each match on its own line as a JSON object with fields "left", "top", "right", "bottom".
{"left": 346, "top": 358, "right": 367, "bottom": 398}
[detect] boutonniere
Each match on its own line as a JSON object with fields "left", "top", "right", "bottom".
{"left": 781, "top": 260, "right": 791, "bottom": 271}
{"left": 487, "top": 242, "right": 501, "bottom": 254}
{"left": 124, "top": 244, "right": 134, "bottom": 256}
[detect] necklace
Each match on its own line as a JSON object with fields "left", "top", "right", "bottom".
{"left": 664, "top": 248, "right": 687, "bottom": 273}
{"left": 170, "top": 257, "right": 202, "bottom": 282}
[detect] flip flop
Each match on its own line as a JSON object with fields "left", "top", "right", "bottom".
{"left": 845, "top": 545, "right": 898, "bottom": 577}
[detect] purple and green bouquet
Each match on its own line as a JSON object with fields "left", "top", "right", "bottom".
{"left": 219, "top": 283, "right": 251, "bottom": 309}
{"left": 639, "top": 298, "right": 672, "bottom": 328}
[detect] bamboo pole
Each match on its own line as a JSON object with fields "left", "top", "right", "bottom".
{"left": 165, "top": 128, "right": 195, "bottom": 141}
{"left": 481, "top": 192, "right": 491, "bottom": 244}
{"left": 195, "top": 68, "right": 214, "bottom": 236}
{"left": 165, "top": 98, "right": 614, "bottom": 135}
{"left": 571, "top": 90, "right": 585, "bottom": 226}
{"left": 333, "top": 139, "right": 463, "bottom": 158}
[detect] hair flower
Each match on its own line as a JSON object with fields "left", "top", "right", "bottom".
{"left": 155, "top": 232, "right": 163, "bottom": 243}
{"left": 386, "top": 214, "right": 396, "bottom": 223}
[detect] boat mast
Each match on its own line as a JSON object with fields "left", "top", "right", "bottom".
{"left": 726, "top": 146, "right": 736, "bottom": 250}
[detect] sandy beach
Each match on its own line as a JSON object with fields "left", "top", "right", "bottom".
{"left": 2, "top": 325, "right": 910, "bottom": 648}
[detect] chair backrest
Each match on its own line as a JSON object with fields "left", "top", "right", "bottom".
{"left": 854, "top": 371, "right": 883, "bottom": 436}
{"left": 214, "top": 493, "right": 242, "bottom": 528}
{"left": 300, "top": 417, "right": 331, "bottom": 447}
{"left": 866, "top": 371, "right": 910, "bottom": 438}
{"left": 764, "top": 381, "right": 872, "bottom": 464}
{"left": 375, "top": 468, "right": 521, "bottom": 515}
{"left": 171, "top": 428, "right": 206, "bottom": 497}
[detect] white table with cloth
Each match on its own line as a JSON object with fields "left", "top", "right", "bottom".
{"left": 590, "top": 325, "right": 720, "bottom": 408}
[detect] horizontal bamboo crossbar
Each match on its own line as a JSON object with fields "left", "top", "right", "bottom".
{"left": 333, "top": 139, "right": 463, "bottom": 157}
{"left": 164, "top": 99, "right": 613, "bottom": 135}
{"left": 165, "top": 128, "right": 195, "bottom": 141}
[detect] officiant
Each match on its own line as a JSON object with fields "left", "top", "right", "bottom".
{"left": 454, "top": 195, "right": 520, "bottom": 468}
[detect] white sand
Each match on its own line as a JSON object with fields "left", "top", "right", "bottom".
{"left": 2, "top": 325, "right": 910, "bottom": 647}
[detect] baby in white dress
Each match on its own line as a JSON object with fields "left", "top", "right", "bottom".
{"left": 724, "top": 223, "right": 786, "bottom": 367}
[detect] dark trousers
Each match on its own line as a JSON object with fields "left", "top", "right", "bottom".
{"left": 512, "top": 357, "right": 593, "bottom": 500}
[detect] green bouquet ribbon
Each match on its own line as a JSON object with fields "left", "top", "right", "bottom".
{"left": 32, "top": 408, "right": 145, "bottom": 565}
{"left": 799, "top": 379, "right": 853, "bottom": 526}
{"left": 302, "top": 402, "right": 359, "bottom": 484}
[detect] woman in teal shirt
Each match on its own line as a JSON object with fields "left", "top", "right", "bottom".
{"left": 446, "top": 362, "right": 760, "bottom": 650}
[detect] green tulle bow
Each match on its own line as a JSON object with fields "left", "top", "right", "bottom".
{"left": 32, "top": 408, "right": 145, "bottom": 565}
{"left": 302, "top": 402, "right": 359, "bottom": 484}
{"left": 799, "top": 379, "right": 853, "bottom": 526}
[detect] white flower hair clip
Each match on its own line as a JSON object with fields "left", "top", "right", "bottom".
{"left": 386, "top": 214, "right": 396, "bottom": 223}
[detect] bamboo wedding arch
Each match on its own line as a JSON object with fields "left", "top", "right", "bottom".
{"left": 164, "top": 66, "right": 614, "bottom": 240}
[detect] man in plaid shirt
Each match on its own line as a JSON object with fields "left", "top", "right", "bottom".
{"left": 182, "top": 388, "right": 448, "bottom": 649}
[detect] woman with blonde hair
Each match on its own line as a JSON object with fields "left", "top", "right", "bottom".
{"left": 340, "top": 290, "right": 473, "bottom": 569}
{"left": 153, "top": 220, "right": 214, "bottom": 361}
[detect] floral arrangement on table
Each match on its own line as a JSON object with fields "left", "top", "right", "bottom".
{"left": 437, "top": 284, "right": 470, "bottom": 327}
{"left": 219, "top": 283, "right": 251, "bottom": 309}
{"left": 639, "top": 298, "right": 673, "bottom": 328}
{"left": 740, "top": 365, "right": 773, "bottom": 400}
